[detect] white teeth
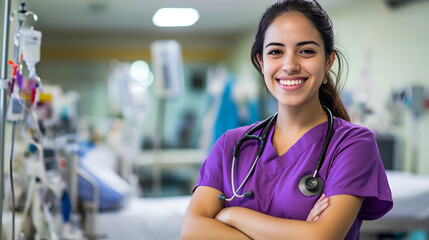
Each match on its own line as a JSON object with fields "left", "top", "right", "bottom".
{"left": 279, "top": 80, "right": 303, "bottom": 86}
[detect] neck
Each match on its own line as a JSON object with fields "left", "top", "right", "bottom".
{"left": 271, "top": 102, "right": 328, "bottom": 156}
{"left": 276, "top": 103, "right": 327, "bottom": 133}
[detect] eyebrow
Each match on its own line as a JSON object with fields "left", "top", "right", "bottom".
{"left": 265, "top": 41, "right": 320, "bottom": 48}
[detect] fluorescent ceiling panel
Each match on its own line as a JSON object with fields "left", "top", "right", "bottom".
{"left": 152, "top": 8, "right": 199, "bottom": 27}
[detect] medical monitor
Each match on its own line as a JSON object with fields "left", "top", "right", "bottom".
{"left": 375, "top": 133, "right": 400, "bottom": 170}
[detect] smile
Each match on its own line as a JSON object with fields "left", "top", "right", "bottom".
{"left": 279, "top": 79, "right": 304, "bottom": 86}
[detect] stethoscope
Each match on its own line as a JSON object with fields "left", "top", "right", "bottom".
{"left": 219, "top": 106, "right": 334, "bottom": 201}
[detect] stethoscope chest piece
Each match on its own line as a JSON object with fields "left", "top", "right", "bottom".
{"left": 298, "top": 175, "right": 324, "bottom": 197}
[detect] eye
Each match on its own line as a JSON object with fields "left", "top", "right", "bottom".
{"left": 267, "top": 49, "right": 283, "bottom": 56}
{"left": 300, "top": 49, "right": 316, "bottom": 55}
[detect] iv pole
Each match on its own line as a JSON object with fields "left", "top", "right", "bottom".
{"left": 0, "top": 0, "right": 12, "bottom": 238}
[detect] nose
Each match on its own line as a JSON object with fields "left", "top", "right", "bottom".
{"left": 282, "top": 54, "right": 300, "bottom": 73}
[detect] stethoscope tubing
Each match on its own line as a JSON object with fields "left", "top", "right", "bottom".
{"left": 221, "top": 106, "right": 333, "bottom": 201}
{"left": 225, "top": 113, "right": 277, "bottom": 201}
{"left": 313, "top": 106, "right": 334, "bottom": 177}
{"left": 226, "top": 155, "right": 261, "bottom": 201}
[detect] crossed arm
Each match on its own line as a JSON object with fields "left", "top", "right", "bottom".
{"left": 180, "top": 186, "right": 363, "bottom": 240}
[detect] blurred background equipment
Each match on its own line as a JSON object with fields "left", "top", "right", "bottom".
{"left": 150, "top": 40, "right": 184, "bottom": 99}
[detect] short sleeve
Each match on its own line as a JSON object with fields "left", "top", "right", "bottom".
{"left": 193, "top": 133, "right": 226, "bottom": 193}
{"left": 325, "top": 128, "right": 393, "bottom": 220}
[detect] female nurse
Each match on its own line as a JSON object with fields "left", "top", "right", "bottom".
{"left": 181, "top": 0, "right": 393, "bottom": 239}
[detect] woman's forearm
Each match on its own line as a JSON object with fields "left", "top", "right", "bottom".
{"left": 180, "top": 213, "right": 251, "bottom": 240}
{"left": 180, "top": 186, "right": 252, "bottom": 240}
{"left": 217, "top": 206, "right": 319, "bottom": 240}
{"left": 216, "top": 195, "right": 363, "bottom": 240}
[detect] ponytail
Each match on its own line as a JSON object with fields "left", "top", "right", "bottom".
{"left": 319, "top": 49, "right": 350, "bottom": 122}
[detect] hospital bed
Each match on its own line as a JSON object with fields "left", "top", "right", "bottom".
{"left": 78, "top": 147, "right": 196, "bottom": 240}
{"left": 93, "top": 196, "right": 190, "bottom": 240}
{"left": 362, "top": 170, "right": 429, "bottom": 238}
{"left": 89, "top": 170, "right": 429, "bottom": 240}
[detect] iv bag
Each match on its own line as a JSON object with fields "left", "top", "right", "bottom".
{"left": 150, "top": 40, "right": 184, "bottom": 99}
{"left": 22, "top": 28, "right": 42, "bottom": 65}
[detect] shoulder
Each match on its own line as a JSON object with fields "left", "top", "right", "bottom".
{"left": 328, "top": 118, "right": 380, "bottom": 168}
{"left": 222, "top": 121, "right": 261, "bottom": 142}
{"left": 334, "top": 118, "right": 374, "bottom": 136}
{"left": 333, "top": 118, "right": 376, "bottom": 145}
{"left": 208, "top": 121, "right": 263, "bottom": 156}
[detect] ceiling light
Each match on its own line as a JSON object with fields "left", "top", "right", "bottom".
{"left": 152, "top": 8, "right": 199, "bottom": 27}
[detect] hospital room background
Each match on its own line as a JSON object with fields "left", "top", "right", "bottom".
{"left": 1, "top": 0, "right": 429, "bottom": 239}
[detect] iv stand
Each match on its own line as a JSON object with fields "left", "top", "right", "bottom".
{"left": 1, "top": 0, "right": 12, "bottom": 238}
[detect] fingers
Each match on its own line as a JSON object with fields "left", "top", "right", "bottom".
{"left": 306, "top": 193, "right": 330, "bottom": 222}
{"left": 311, "top": 198, "right": 329, "bottom": 221}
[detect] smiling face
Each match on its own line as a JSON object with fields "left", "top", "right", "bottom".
{"left": 258, "top": 12, "right": 334, "bottom": 110}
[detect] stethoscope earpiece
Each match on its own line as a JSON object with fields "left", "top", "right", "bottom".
{"left": 218, "top": 194, "right": 227, "bottom": 201}
{"left": 298, "top": 175, "right": 324, "bottom": 197}
{"left": 219, "top": 190, "right": 254, "bottom": 201}
{"left": 243, "top": 190, "right": 254, "bottom": 198}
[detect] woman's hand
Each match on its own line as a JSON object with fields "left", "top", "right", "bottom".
{"left": 306, "top": 193, "right": 330, "bottom": 222}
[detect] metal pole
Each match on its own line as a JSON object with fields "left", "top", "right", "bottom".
{"left": 1, "top": 0, "right": 12, "bottom": 237}
{"left": 152, "top": 98, "right": 166, "bottom": 196}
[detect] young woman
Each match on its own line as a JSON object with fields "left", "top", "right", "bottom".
{"left": 181, "top": 0, "right": 393, "bottom": 239}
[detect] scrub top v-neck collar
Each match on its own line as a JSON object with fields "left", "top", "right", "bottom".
{"left": 261, "top": 119, "right": 334, "bottom": 178}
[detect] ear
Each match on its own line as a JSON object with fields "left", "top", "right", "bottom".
{"left": 257, "top": 53, "right": 264, "bottom": 74}
{"left": 325, "top": 51, "right": 336, "bottom": 72}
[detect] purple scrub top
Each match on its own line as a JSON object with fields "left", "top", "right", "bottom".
{"left": 195, "top": 117, "right": 393, "bottom": 240}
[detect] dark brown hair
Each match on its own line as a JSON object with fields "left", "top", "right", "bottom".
{"left": 251, "top": 0, "right": 350, "bottom": 121}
